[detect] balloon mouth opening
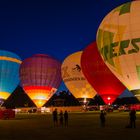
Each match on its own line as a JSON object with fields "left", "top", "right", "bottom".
{"left": 32, "top": 99, "right": 48, "bottom": 108}
{"left": 77, "top": 98, "right": 92, "bottom": 105}
{"left": 100, "top": 95, "right": 118, "bottom": 105}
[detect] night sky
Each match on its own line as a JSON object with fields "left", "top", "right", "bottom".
{"left": 0, "top": 0, "right": 134, "bottom": 97}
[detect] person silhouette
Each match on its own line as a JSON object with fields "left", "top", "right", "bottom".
{"left": 64, "top": 110, "right": 68, "bottom": 127}
{"left": 100, "top": 110, "right": 106, "bottom": 127}
{"left": 129, "top": 109, "right": 136, "bottom": 128}
{"left": 59, "top": 110, "right": 63, "bottom": 127}
{"left": 52, "top": 108, "right": 58, "bottom": 127}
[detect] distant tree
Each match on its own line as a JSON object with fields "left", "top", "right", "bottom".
{"left": 88, "top": 95, "right": 105, "bottom": 106}
{"left": 45, "top": 90, "right": 80, "bottom": 107}
{"left": 113, "top": 97, "right": 139, "bottom": 105}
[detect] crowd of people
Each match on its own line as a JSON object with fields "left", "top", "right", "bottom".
{"left": 52, "top": 109, "right": 68, "bottom": 127}
{"left": 52, "top": 108, "right": 137, "bottom": 128}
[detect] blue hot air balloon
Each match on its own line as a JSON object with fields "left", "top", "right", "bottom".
{"left": 0, "top": 50, "right": 21, "bottom": 102}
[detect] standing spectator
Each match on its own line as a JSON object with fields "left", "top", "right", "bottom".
{"left": 129, "top": 109, "right": 136, "bottom": 128}
{"left": 52, "top": 108, "right": 58, "bottom": 127}
{"left": 64, "top": 110, "right": 68, "bottom": 127}
{"left": 59, "top": 110, "right": 63, "bottom": 126}
{"left": 100, "top": 110, "right": 106, "bottom": 127}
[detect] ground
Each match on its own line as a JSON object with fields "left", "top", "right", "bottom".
{"left": 0, "top": 111, "right": 140, "bottom": 140}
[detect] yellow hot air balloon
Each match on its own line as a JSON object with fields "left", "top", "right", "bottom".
{"left": 61, "top": 51, "right": 97, "bottom": 105}
{"left": 96, "top": 1, "right": 140, "bottom": 100}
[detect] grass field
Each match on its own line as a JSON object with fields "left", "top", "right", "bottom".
{"left": 0, "top": 111, "right": 140, "bottom": 140}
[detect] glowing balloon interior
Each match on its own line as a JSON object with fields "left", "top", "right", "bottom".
{"left": 81, "top": 42, "right": 125, "bottom": 105}
{"left": 96, "top": 1, "right": 140, "bottom": 100}
{"left": 20, "top": 54, "right": 62, "bottom": 107}
{"left": 61, "top": 51, "right": 97, "bottom": 104}
{"left": 0, "top": 50, "right": 21, "bottom": 100}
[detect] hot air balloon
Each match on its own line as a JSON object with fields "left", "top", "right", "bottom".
{"left": 61, "top": 51, "right": 96, "bottom": 105}
{"left": 81, "top": 42, "right": 125, "bottom": 105}
{"left": 19, "top": 54, "right": 62, "bottom": 108}
{"left": 0, "top": 50, "right": 21, "bottom": 104}
{"left": 96, "top": 1, "right": 140, "bottom": 101}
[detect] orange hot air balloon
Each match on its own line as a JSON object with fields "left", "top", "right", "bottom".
{"left": 61, "top": 51, "right": 97, "bottom": 105}
{"left": 81, "top": 42, "right": 126, "bottom": 105}
{"left": 19, "top": 54, "right": 62, "bottom": 107}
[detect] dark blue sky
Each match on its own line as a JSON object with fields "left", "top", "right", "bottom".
{"left": 0, "top": 0, "right": 133, "bottom": 97}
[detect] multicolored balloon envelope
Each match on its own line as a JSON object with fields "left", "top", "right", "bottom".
{"left": 96, "top": 1, "right": 140, "bottom": 101}
{"left": 81, "top": 42, "right": 126, "bottom": 105}
{"left": 19, "top": 54, "right": 62, "bottom": 107}
{"left": 0, "top": 50, "right": 21, "bottom": 101}
{"left": 61, "top": 51, "right": 97, "bottom": 105}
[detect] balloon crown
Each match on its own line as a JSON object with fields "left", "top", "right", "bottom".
{"left": 33, "top": 54, "right": 50, "bottom": 57}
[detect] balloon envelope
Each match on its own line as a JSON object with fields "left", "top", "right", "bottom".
{"left": 81, "top": 42, "right": 125, "bottom": 105}
{"left": 20, "top": 54, "right": 62, "bottom": 107}
{"left": 0, "top": 50, "right": 21, "bottom": 101}
{"left": 61, "top": 51, "right": 97, "bottom": 104}
{"left": 96, "top": 1, "right": 140, "bottom": 100}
